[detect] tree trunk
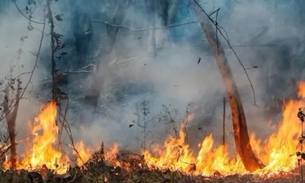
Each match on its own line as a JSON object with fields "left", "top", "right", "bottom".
{"left": 189, "top": 1, "right": 264, "bottom": 172}
{"left": 85, "top": 0, "right": 131, "bottom": 105}
{"left": 3, "top": 80, "right": 21, "bottom": 170}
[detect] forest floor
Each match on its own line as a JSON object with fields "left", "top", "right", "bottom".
{"left": 0, "top": 148, "right": 302, "bottom": 183}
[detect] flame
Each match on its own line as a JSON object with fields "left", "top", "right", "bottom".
{"left": 3, "top": 101, "right": 96, "bottom": 174}
{"left": 2, "top": 100, "right": 125, "bottom": 174}
{"left": 4, "top": 101, "right": 70, "bottom": 174}
{"left": 74, "top": 141, "right": 94, "bottom": 166}
{"left": 105, "top": 143, "right": 120, "bottom": 167}
{"left": 4, "top": 82, "right": 305, "bottom": 177}
{"left": 143, "top": 82, "right": 305, "bottom": 176}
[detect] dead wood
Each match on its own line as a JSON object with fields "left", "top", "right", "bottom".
{"left": 189, "top": 1, "right": 264, "bottom": 172}
{"left": 3, "top": 80, "right": 21, "bottom": 170}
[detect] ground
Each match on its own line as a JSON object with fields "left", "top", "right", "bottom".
{"left": 0, "top": 148, "right": 302, "bottom": 183}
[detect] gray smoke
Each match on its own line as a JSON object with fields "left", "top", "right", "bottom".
{"left": 0, "top": 0, "right": 304, "bottom": 154}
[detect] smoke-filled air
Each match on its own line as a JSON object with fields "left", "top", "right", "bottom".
{"left": 0, "top": 0, "right": 304, "bottom": 182}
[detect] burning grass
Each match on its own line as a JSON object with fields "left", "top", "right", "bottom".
{"left": 0, "top": 148, "right": 302, "bottom": 183}
{"left": 2, "top": 83, "right": 305, "bottom": 182}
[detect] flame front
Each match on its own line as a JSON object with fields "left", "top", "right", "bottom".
{"left": 4, "top": 83, "right": 305, "bottom": 177}
{"left": 3, "top": 101, "right": 117, "bottom": 174}
{"left": 143, "top": 82, "right": 305, "bottom": 176}
{"left": 4, "top": 101, "right": 70, "bottom": 174}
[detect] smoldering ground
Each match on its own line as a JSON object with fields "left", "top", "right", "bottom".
{"left": 0, "top": 0, "right": 304, "bottom": 157}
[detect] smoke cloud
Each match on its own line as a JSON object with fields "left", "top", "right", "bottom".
{"left": 0, "top": 0, "right": 304, "bottom": 155}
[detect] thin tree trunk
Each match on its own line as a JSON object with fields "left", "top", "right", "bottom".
{"left": 85, "top": 0, "right": 131, "bottom": 104}
{"left": 47, "top": 0, "right": 56, "bottom": 101}
{"left": 189, "top": 1, "right": 264, "bottom": 172}
{"left": 3, "top": 80, "right": 21, "bottom": 170}
{"left": 222, "top": 97, "right": 226, "bottom": 147}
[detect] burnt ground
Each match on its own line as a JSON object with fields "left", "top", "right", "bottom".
{"left": 0, "top": 147, "right": 303, "bottom": 183}
{"left": 0, "top": 166, "right": 301, "bottom": 183}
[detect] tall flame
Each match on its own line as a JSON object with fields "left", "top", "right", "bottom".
{"left": 4, "top": 101, "right": 70, "bottom": 174}
{"left": 4, "top": 82, "right": 305, "bottom": 176}
{"left": 143, "top": 82, "right": 305, "bottom": 176}
{"left": 3, "top": 101, "right": 118, "bottom": 174}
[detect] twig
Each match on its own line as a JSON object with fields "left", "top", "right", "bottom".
{"left": 183, "top": 103, "right": 191, "bottom": 142}
{"left": 193, "top": 0, "right": 259, "bottom": 107}
{"left": 92, "top": 19, "right": 199, "bottom": 32}
{"left": 0, "top": 12, "right": 46, "bottom": 122}
{"left": 13, "top": 0, "right": 44, "bottom": 24}
{"left": 57, "top": 104, "right": 85, "bottom": 164}
{"left": 60, "top": 142, "right": 84, "bottom": 165}
{"left": 57, "top": 98, "right": 69, "bottom": 150}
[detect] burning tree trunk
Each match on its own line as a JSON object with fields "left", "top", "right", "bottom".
{"left": 189, "top": 1, "right": 264, "bottom": 172}
{"left": 3, "top": 79, "right": 21, "bottom": 170}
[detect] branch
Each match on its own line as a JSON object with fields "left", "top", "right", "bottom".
{"left": 13, "top": 0, "right": 44, "bottom": 24}
{"left": 193, "top": 1, "right": 259, "bottom": 107}
{"left": 0, "top": 14, "right": 46, "bottom": 122}
{"left": 92, "top": 19, "right": 199, "bottom": 32}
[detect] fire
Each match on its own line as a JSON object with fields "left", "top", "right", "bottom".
{"left": 3, "top": 82, "right": 305, "bottom": 177}
{"left": 3, "top": 101, "right": 94, "bottom": 174}
{"left": 74, "top": 141, "right": 94, "bottom": 166}
{"left": 105, "top": 143, "right": 120, "bottom": 167}
{"left": 2, "top": 100, "right": 123, "bottom": 174}
{"left": 4, "top": 101, "right": 70, "bottom": 174}
{"left": 143, "top": 82, "right": 305, "bottom": 176}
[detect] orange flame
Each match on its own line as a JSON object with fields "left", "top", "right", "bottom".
{"left": 4, "top": 81, "right": 305, "bottom": 177}
{"left": 74, "top": 141, "right": 94, "bottom": 166}
{"left": 3, "top": 101, "right": 98, "bottom": 174}
{"left": 4, "top": 101, "right": 70, "bottom": 174}
{"left": 105, "top": 143, "right": 120, "bottom": 167}
{"left": 143, "top": 82, "right": 305, "bottom": 176}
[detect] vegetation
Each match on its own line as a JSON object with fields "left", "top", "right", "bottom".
{"left": 0, "top": 0, "right": 304, "bottom": 182}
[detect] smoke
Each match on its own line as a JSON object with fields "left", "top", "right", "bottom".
{"left": 0, "top": 0, "right": 50, "bottom": 142}
{"left": 59, "top": 0, "right": 305, "bottom": 153}
{"left": 0, "top": 0, "right": 304, "bottom": 155}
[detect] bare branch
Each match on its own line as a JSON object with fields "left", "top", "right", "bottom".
{"left": 0, "top": 8, "right": 46, "bottom": 122}
{"left": 13, "top": 0, "right": 44, "bottom": 25}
